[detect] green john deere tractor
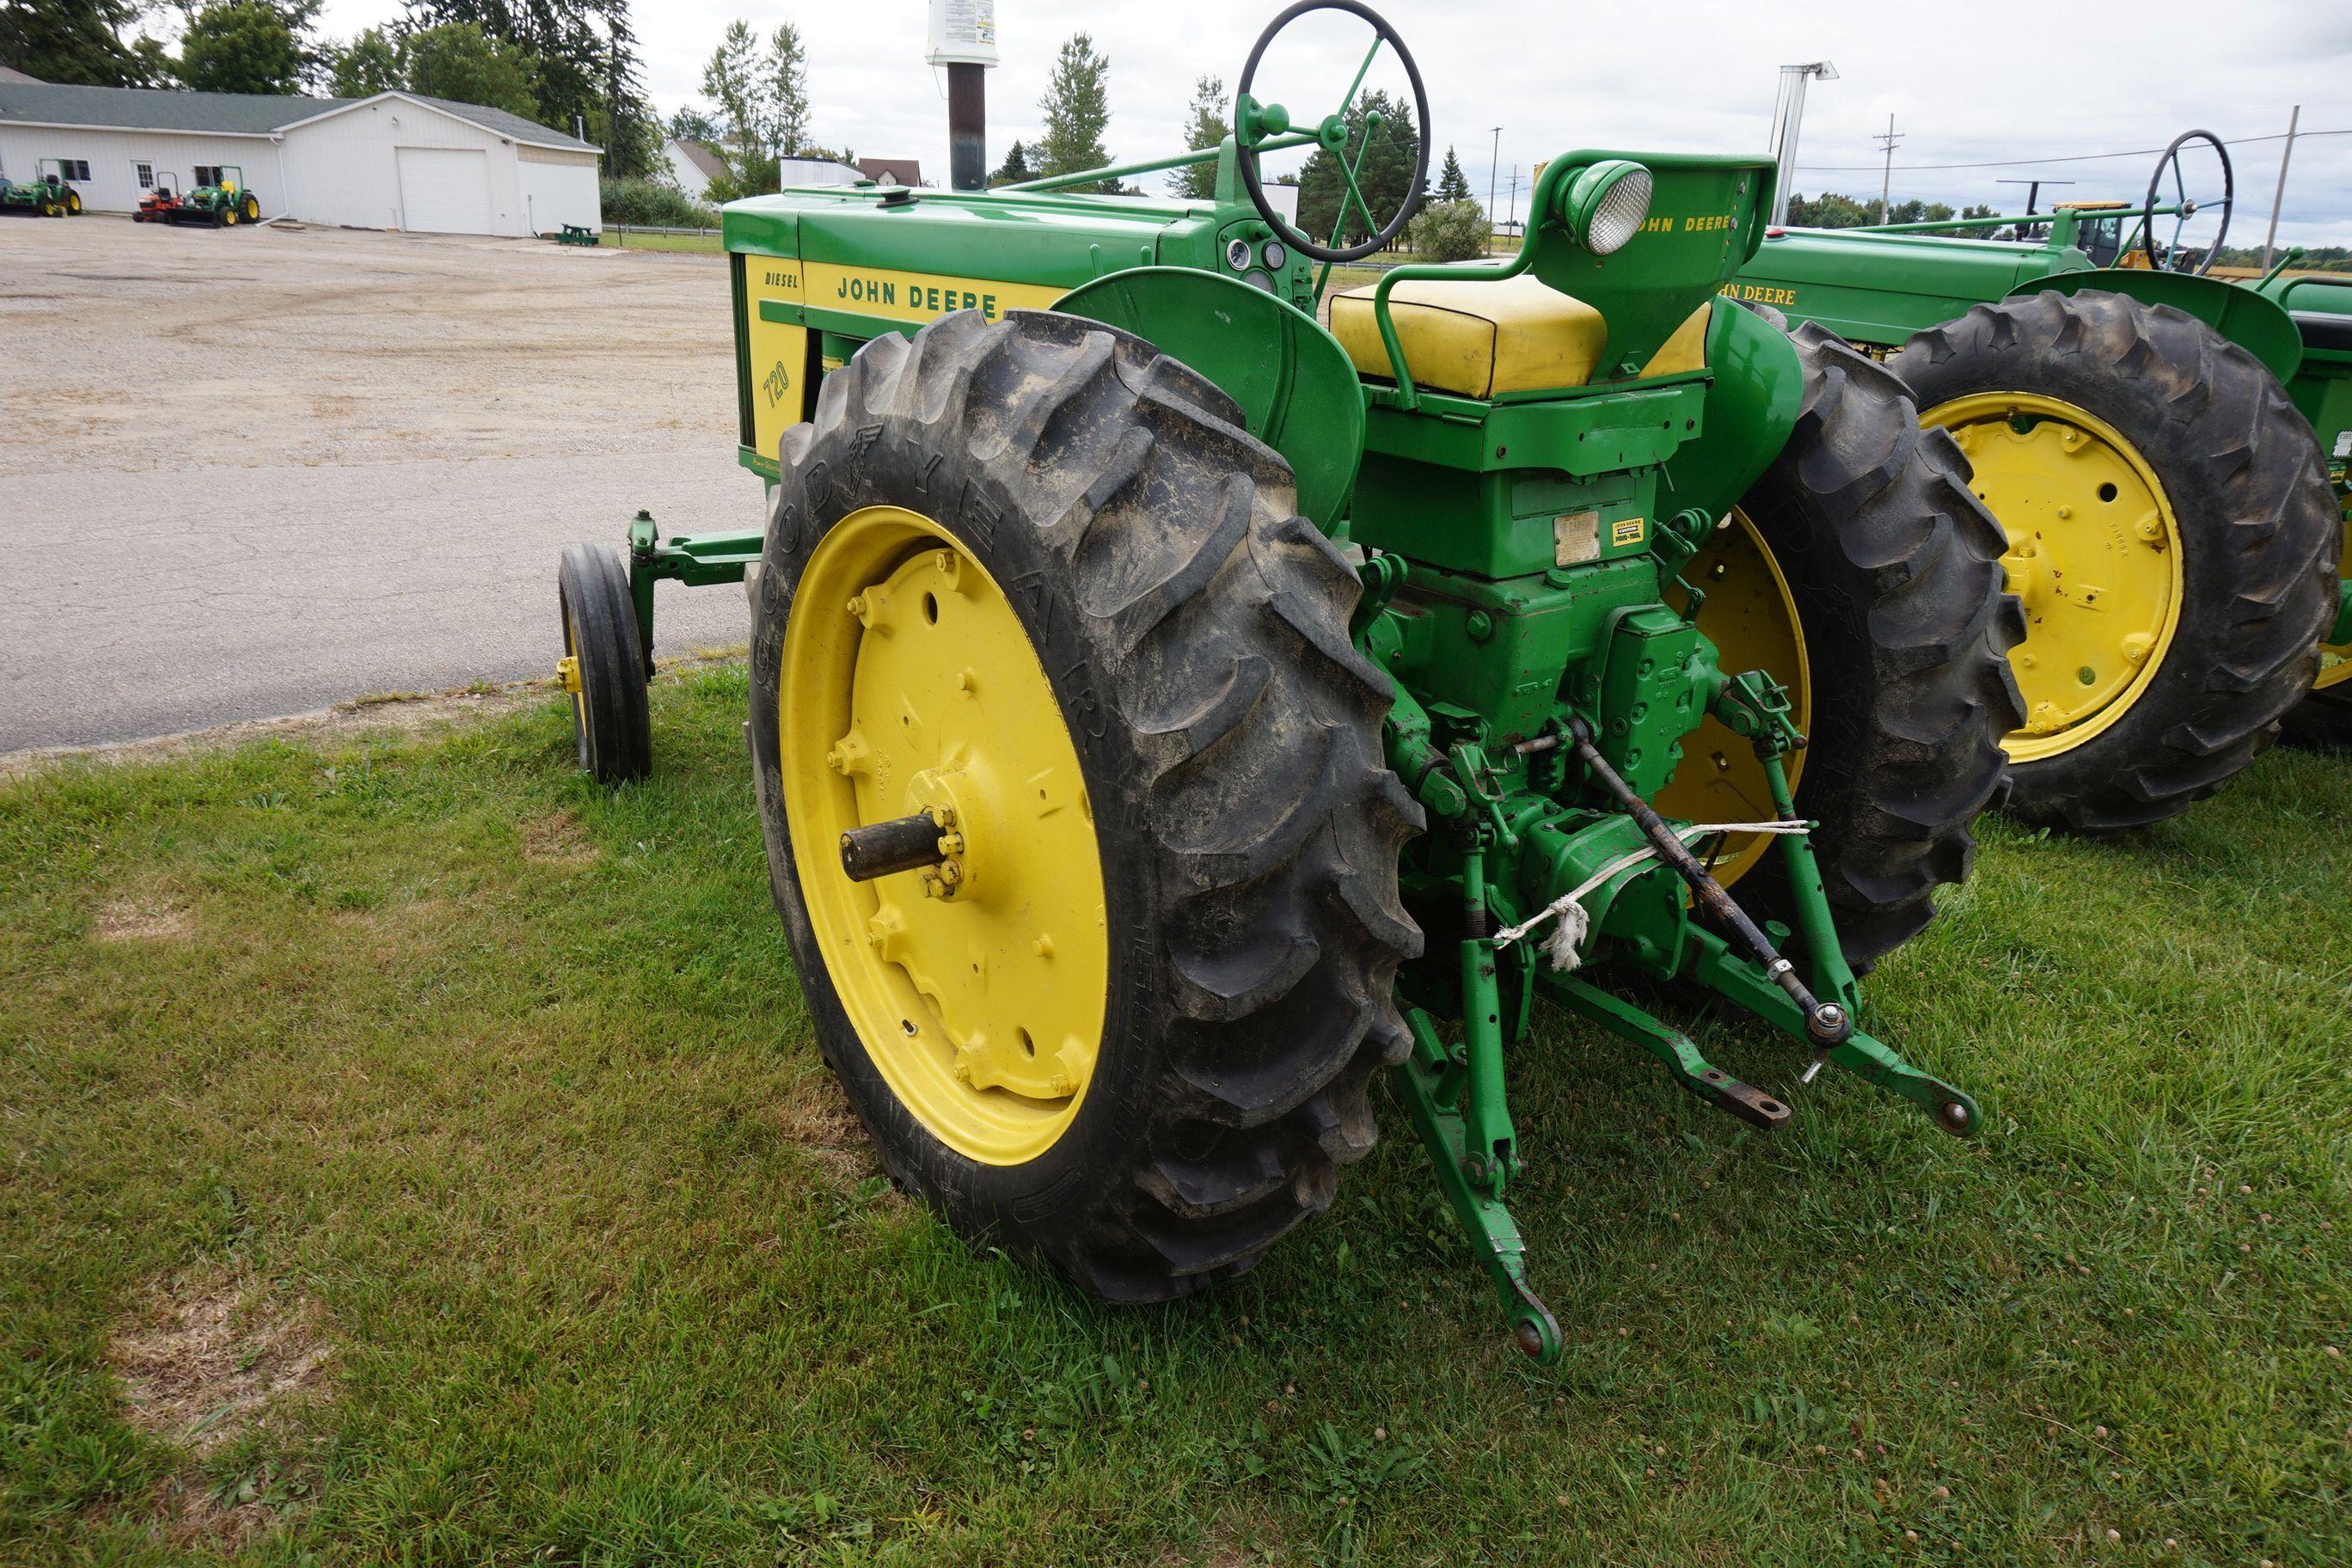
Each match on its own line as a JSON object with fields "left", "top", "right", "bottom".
{"left": 554, "top": 0, "right": 2022, "bottom": 1357}
{"left": 1735, "top": 132, "right": 2347, "bottom": 824}
{"left": 172, "top": 165, "right": 262, "bottom": 227}
{"left": 0, "top": 158, "right": 83, "bottom": 217}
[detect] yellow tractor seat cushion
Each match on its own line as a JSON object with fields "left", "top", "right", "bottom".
{"left": 1328, "top": 275, "right": 1712, "bottom": 397}
{"left": 1330, "top": 273, "right": 1608, "bottom": 398}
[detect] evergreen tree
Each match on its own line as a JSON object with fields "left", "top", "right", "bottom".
{"left": 401, "top": 0, "right": 656, "bottom": 170}
{"left": 1167, "top": 75, "right": 1226, "bottom": 200}
{"left": 989, "top": 139, "right": 1032, "bottom": 187}
{"left": 1436, "top": 144, "right": 1471, "bottom": 202}
{"left": 3, "top": 0, "right": 175, "bottom": 86}
{"left": 589, "top": 2, "right": 657, "bottom": 175}
{"left": 1036, "top": 32, "right": 1112, "bottom": 193}
{"left": 178, "top": 3, "right": 303, "bottom": 94}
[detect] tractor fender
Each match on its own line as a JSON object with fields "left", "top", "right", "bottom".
{"left": 1657, "top": 298, "right": 1806, "bottom": 527}
{"left": 2005, "top": 268, "right": 2303, "bottom": 384}
{"left": 1053, "top": 266, "right": 1364, "bottom": 533}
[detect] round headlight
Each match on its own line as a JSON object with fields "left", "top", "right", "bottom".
{"left": 1226, "top": 237, "right": 1253, "bottom": 271}
{"left": 1559, "top": 160, "right": 1655, "bottom": 257}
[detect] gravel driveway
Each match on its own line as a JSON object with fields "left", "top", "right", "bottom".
{"left": 0, "top": 217, "right": 763, "bottom": 752}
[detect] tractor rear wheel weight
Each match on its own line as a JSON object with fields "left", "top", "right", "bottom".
{"left": 750, "top": 308, "right": 1422, "bottom": 1302}
{"left": 1687, "top": 324, "right": 2024, "bottom": 969}
{"left": 1890, "top": 290, "right": 2338, "bottom": 830}
{"left": 554, "top": 542, "right": 652, "bottom": 784}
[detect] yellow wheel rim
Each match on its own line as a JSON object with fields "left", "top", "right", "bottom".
{"left": 780, "top": 505, "right": 1109, "bottom": 1166}
{"left": 1927, "top": 392, "right": 2185, "bottom": 763}
{"left": 2317, "top": 511, "right": 2351, "bottom": 692}
{"left": 1658, "top": 509, "right": 1809, "bottom": 889}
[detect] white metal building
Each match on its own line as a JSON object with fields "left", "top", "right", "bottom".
{"left": 0, "top": 83, "right": 600, "bottom": 236}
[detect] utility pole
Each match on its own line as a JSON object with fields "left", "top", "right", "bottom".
{"left": 1873, "top": 113, "right": 1903, "bottom": 224}
{"left": 2261, "top": 104, "right": 2300, "bottom": 273}
{"left": 1871, "top": 114, "right": 1909, "bottom": 225}
{"left": 1504, "top": 166, "right": 1520, "bottom": 238}
{"left": 1487, "top": 126, "right": 1502, "bottom": 217}
{"left": 1767, "top": 61, "right": 1837, "bottom": 226}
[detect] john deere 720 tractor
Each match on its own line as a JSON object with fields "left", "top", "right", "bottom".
{"left": 1735, "top": 133, "right": 2345, "bottom": 825}
{"left": 555, "top": 0, "right": 2020, "bottom": 1356}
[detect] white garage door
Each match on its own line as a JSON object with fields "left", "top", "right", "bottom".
{"left": 397, "top": 147, "right": 493, "bottom": 235}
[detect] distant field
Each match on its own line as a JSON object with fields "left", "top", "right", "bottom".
{"left": 3, "top": 667, "right": 2347, "bottom": 1565}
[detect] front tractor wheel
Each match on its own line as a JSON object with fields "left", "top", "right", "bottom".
{"left": 1664, "top": 324, "right": 2024, "bottom": 970}
{"left": 554, "top": 543, "right": 652, "bottom": 784}
{"left": 1890, "top": 291, "right": 2338, "bottom": 830}
{"left": 750, "top": 308, "right": 1420, "bottom": 1302}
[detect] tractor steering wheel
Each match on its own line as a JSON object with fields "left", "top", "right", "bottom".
{"left": 2135, "top": 130, "right": 2233, "bottom": 274}
{"left": 1234, "top": 0, "right": 1431, "bottom": 264}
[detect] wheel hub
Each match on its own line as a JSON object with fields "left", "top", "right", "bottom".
{"left": 1931, "top": 393, "right": 2184, "bottom": 763}
{"left": 781, "top": 507, "right": 1108, "bottom": 1164}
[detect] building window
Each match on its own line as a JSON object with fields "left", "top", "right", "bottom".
{"left": 59, "top": 159, "right": 91, "bottom": 181}
{"left": 135, "top": 162, "right": 153, "bottom": 190}
{"left": 195, "top": 166, "right": 220, "bottom": 187}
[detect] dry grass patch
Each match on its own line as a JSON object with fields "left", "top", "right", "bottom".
{"left": 519, "top": 807, "right": 599, "bottom": 867}
{"left": 89, "top": 895, "right": 190, "bottom": 943}
{"left": 103, "top": 1266, "right": 337, "bottom": 1548}
{"left": 109, "top": 1266, "right": 334, "bottom": 1454}
{"left": 770, "top": 1077, "right": 880, "bottom": 1185}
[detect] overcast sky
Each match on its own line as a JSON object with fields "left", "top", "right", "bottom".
{"left": 313, "top": 0, "right": 2352, "bottom": 247}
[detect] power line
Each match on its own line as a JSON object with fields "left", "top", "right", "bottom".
{"left": 1795, "top": 126, "right": 2351, "bottom": 175}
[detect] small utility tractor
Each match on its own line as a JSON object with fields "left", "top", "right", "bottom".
{"left": 554, "top": 0, "right": 2021, "bottom": 1357}
{"left": 172, "top": 167, "right": 262, "bottom": 228}
{"left": 1735, "top": 132, "right": 2347, "bottom": 824}
{"left": 132, "top": 173, "right": 184, "bottom": 224}
{"left": 0, "top": 159, "right": 83, "bottom": 217}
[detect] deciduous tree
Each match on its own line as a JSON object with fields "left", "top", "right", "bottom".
{"left": 177, "top": 2, "right": 303, "bottom": 95}
{"left": 1167, "top": 75, "right": 1226, "bottom": 200}
{"left": 1037, "top": 32, "right": 1112, "bottom": 193}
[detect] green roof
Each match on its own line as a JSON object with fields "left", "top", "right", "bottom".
{"left": 0, "top": 84, "right": 595, "bottom": 152}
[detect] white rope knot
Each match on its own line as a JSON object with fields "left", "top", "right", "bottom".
{"left": 1491, "top": 820, "right": 1813, "bottom": 974}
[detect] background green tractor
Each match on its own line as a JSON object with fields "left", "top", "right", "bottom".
{"left": 1734, "top": 132, "right": 2345, "bottom": 827}
{"left": 557, "top": 0, "right": 2020, "bottom": 1357}
{"left": 0, "top": 158, "right": 83, "bottom": 217}
{"left": 172, "top": 165, "right": 262, "bottom": 228}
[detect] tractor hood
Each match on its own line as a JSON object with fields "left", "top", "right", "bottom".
{"left": 1730, "top": 226, "right": 2090, "bottom": 349}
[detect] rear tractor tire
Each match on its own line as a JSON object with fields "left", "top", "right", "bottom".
{"left": 750, "top": 308, "right": 1421, "bottom": 1303}
{"left": 240, "top": 193, "right": 260, "bottom": 224}
{"left": 555, "top": 542, "right": 652, "bottom": 784}
{"left": 1665, "top": 323, "right": 2024, "bottom": 970}
{"left": 1889, "top": 291, "right": 2338, "bottom": 830}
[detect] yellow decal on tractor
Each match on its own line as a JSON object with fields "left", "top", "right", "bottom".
{"left": 803, "top": 263, "right": 1066, "bottom": 328}
{"left": 747, "top": 263, "right": 811, "bottom": 464}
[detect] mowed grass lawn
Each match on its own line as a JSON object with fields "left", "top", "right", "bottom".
{"left": 3, "top": 668, "right": 2346, "bottom": 1566}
